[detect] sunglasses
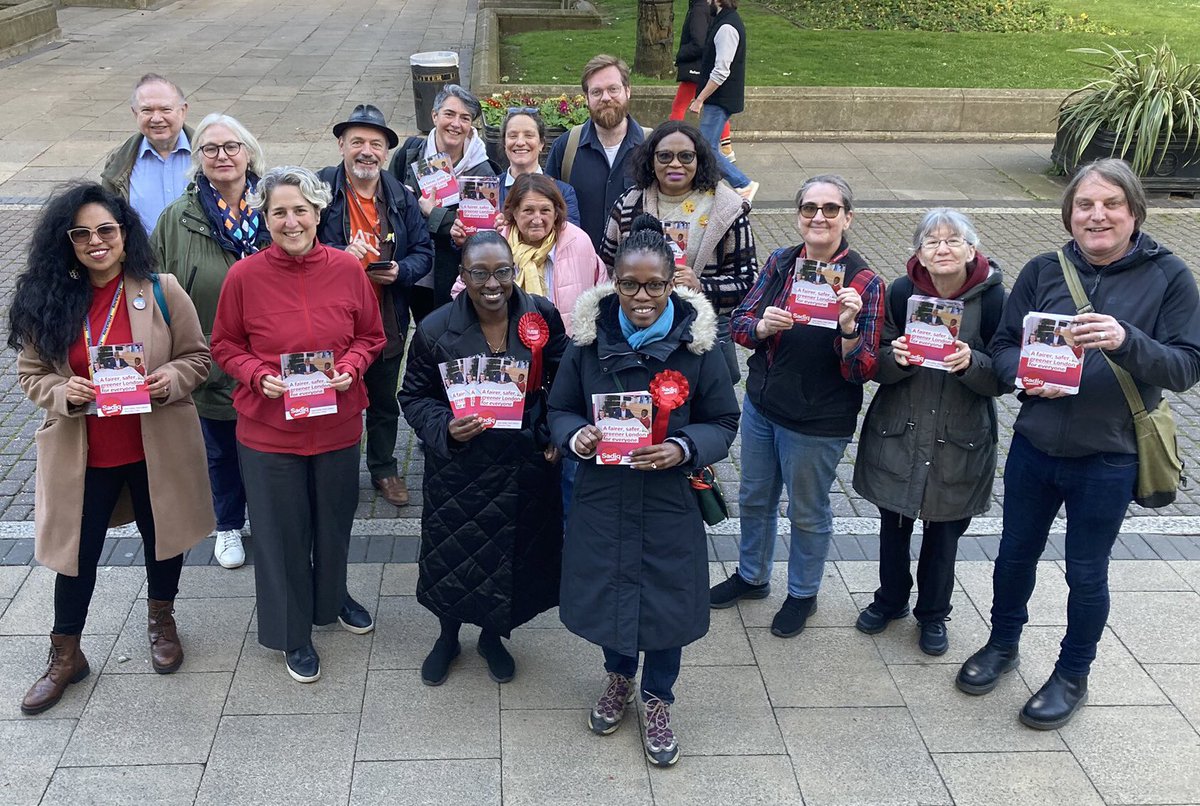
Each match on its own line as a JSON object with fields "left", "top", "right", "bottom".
{"left": 464, "top": 266, "right": 516, "bottom": 284}
{"left": 67, "top": 224, "right": 122, "bottom": 245}
{"left": 615, "top": 279, "right": 671, "bottom": 298}
{"left": 799, "top": 202, "right": 845, "bottom": 219}
{"left": 507, "top": 106, "right": 539, "bottom": 117}
{"left": 199, "top": 142, "right": 244, "bottom": 158}
{"left": 654, "top": 149, "right": 697, "bottom": 166}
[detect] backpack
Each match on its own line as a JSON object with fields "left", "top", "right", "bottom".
{"left": 559, "top": 123, "right": 654, "bottom": 185}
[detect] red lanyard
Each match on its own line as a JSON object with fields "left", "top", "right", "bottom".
{"left": 83, "top": 277, "right": 124, "bottom": 350}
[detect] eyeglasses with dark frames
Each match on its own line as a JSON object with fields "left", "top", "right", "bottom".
{"left": 199, "top": 142, "right": 245, "bottom": 158}
{"left": 67, "top": 224, "right": 123, "bottom": 245}
{"left": 654, "top": 150, "right": 697, "bottom": 165}
{"left": 798, "top": 202, "right": 845, "bottom": 219}
{"left": 464, "top": 266, "right": 517, "bottom": 284}
{"left": 615, "top": 279, "right": 671, "bottom": 297}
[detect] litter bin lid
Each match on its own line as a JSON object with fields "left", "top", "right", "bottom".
{"left": 410, "top": 51, "right": 459, "bottom": 68}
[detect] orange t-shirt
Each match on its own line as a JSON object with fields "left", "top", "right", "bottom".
{"left": 346, "top": 188, "right": 384, "bottom": 301}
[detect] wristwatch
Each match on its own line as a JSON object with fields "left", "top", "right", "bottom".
{"left": 838, "top": 324, "right": 860, "bottom": 339}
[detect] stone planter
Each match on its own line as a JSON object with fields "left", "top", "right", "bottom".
{"left": 483, "top": 123, "right": 566, "bottom": 172}
{"left": 1052, "top": 120, "right": 1200, "bottom": 193}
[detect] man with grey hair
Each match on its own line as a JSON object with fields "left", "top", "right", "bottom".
{"left": 101, "top": 73, "right": 193, "bottom": 234}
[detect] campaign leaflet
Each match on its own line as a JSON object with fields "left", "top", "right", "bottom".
{"left": 438, "top": 355, "right": 527, "bottom": 429}
{"left": 592, "top": 392, "right": 653, "bottom": 465}
{"left": 411, "top": 152, "right": 460, "bottom": 207}
{"left": 280, "top": 350, "right": 337, "bottom": 421}
{"left": 662, "top": 220, "right": 689, "bottom": 267}
{"left": 457, "top": 175, "right": 500, "bottom": 235}
{"left": 89, "top": 343, "right": 151, "bottom": 417}
{"left": 1017, "top": 312, "right": 1083, "bottom": 395}
{"left": 786, "top": 259, "right": 845, "bottom": 329}
{"left": 904, "top": 295, "right": 964, "bottom": 371}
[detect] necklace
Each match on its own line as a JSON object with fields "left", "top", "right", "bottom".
{"left": 486, "top": 334, "right": 508, "bottom": 353}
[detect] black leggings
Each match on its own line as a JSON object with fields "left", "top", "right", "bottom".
{"left": 53, "top": 461, "right": 182, "bottom": 635}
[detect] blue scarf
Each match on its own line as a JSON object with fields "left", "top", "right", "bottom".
{"left": 619, "top": 298, "right": 675, "bottom": 350}
{"left": 197, "top": 172, "right": 265, "bottom": 259}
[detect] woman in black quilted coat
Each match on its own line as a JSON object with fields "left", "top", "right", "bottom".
{"left": 548, "top": 215, "right": 740, "bottom": 768}
{"left": 398, "top": 231, "right": 569, "bottom": 687}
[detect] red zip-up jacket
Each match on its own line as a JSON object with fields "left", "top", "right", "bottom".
{"left": 211, "top": 241, "right": 386, "bottom": 455}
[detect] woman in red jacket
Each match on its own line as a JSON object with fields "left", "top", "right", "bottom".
{"left": 211, "top": 166, "right": 385, "bottom": 684}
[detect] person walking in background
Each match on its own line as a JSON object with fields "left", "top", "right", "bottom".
{"left": 671, "top": 0, "right": 733, "bottom": 161}
{"left": 211, "top": 166, "right": 385, "bottom": 684}
{"left": 152, "top": 112, "right": 272, "bottom": 570}
{"left": 852, "top": 209, "right": 1009, "bottom": 656}
{"left": 957, "top": 158, "right": 1200, "bottom": 730}
{"left": 688, "top": 0, "right": 758, "bottom": 203}
{"left": 10, "top": 183, "right": 214, "bottom": 714}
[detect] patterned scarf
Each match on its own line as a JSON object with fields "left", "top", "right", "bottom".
{"left": 197, "top": 172, "right": 264, "bottom": 259}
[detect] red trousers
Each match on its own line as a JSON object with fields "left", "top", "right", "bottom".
{"left": 670, "top": 82, "right": 731, "bottom": 140}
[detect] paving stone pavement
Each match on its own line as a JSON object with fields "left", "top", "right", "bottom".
{"left": 2, "top": 1, "right": 1200, "bottom": 803}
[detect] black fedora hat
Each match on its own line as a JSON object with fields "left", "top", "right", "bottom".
{"left": 332, "top": 103, "right": 399, "bottom": 149}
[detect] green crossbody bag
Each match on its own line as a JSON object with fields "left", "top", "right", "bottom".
{"left": 1058, "top": 250, "right": 1184, "bottom": 508}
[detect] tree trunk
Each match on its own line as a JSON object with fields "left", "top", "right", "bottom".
{"left": 635, "top": 0, "right": 675, "bottom": 79}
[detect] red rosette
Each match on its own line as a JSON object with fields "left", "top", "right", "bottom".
{"left": 649, "top": 369, "right": 689, "bottom": 443}
{"left": 518, "top": 311, "right": 550, "bottom": 394}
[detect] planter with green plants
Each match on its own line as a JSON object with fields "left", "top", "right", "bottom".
{"left": 480, "top": 91, "right": 590, "bottom": 170}
{"left": 1052, "top": 42, "right": 1200, "bottom": 191}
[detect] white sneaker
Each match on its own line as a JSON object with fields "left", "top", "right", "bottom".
{"left": 214, "top": 529, "right": 245, "bottom": 569}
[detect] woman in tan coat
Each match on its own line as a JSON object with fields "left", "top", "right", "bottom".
{"left": 8, "top": 183, "right": 214, "bottom": 715}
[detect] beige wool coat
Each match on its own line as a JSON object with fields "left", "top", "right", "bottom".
{"left": 18, "top": 272, "right": 216, "bottom": 576}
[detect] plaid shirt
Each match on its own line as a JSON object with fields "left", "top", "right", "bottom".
{"left": 731, "top": 243, "right": 884, "bottom": 384}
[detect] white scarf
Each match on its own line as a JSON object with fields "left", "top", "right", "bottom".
{"left": 424, "top": 129, "right": 490, "bottom": 175}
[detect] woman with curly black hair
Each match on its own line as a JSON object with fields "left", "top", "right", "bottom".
{"left": 9, "top": 182, "right": 214, "bottom": 715}
{"left": 599, "top": 120, "right": 756, "bottom": 382}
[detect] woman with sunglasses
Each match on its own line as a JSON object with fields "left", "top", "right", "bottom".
{"left": 151, "top": 113, "right": 271, "bottom": 570}
{"left": 399, "top": 231, "right": 569, "bottom": 686}
{"left": 710, "top": 174, "right": 884, "bottom": 639}
{"left": 549, "top": 214, "right": 740, "bottom": 767}
{"left": 599, "top": 120, "right": 756, "bottom": 383}
{"left": 9, "top": 182, "right": 214, "bottom": 714}
{"left": 852, "top": 209, "right": 1008, "bottom": 656}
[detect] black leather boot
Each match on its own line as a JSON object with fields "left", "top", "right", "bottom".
{"left": 955, "top": 643, "right": 1019, "bottom": 695}
{"left": 1020, "top": 671, "right": 1088, "bottom": 730}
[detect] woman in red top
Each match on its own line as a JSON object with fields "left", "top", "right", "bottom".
{"left": 211, "top": 166, "right": 385, "bottom": 684}
{"left": 9, "top": 183, "right": 214, "bottom": 715}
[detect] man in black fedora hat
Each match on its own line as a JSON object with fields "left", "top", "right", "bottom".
{"left": 317, "top": 104, "right": 432, "bottom": 532}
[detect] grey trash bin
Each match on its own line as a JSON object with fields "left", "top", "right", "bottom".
{"left": 411, "top": 51, "right": 460, "bottom": 133}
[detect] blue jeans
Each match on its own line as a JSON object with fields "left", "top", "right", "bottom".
{"left": 737, "top": 397, "right": 850, "bottom": 598}
{"left": 200, "top": 416, "right": 247, "bottom": 531}
{"left": 602, "top": 646, "right": 683, "bottom": 704}
{"left": 989, "top": 432, "right": 1137, "bottom": 677}
{"left": 699, "top": 104, "right": 751, "bottom": 189}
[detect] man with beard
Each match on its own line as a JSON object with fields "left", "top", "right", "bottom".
{"left": 317, "top": 104, "right": 433, "bottom": 524}
{"left": 546, "top": 55, "right": 649, "bottom": 251}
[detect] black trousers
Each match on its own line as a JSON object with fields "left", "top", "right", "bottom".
{"left": 872, "top": 507, "right": 971, "bottom": 623}
{"left": 238, "top": 442, "right": 359, "bottom": 651}
{"left": 363, "top": 351, "right": 404, "bottom": 480}
{"left": 409, "top": 286, "right": 437, "bottom": 327}
{"left": 54, "top": 461, "right": 182, "bottom": 635}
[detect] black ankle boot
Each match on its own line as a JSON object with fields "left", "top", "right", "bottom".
{"left": 477, "top": 630, "right": 515, "bottom": 683}
{"left": 1020, "top": 671, "right": 1088, "bottom": 730}
{"left": 955, "top": 643, "right": 1019, "bottom": 695}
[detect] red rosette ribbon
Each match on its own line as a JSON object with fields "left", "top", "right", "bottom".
{"left": 649, "top": 369, "right": 689, "bottom": 444}
{"left": 518, "top": 311, "right": 550, "bottom": 394}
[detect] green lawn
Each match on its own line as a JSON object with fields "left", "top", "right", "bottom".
{"left": 502, "top": 0, "right": 1200, "bottom": 88}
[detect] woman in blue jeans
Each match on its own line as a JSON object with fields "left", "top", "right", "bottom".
{"left": 710, "top": 175, "right": 884, "bottom": 637}
{"left": 957, "top": 158, "right": 1200, "bottom": 730}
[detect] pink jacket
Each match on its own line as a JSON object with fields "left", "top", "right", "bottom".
{"left": 452, "top": 221, "right": 605, "bottom": 336}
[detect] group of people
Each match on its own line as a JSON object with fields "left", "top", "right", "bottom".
{"left": 7, "top": 50, "right": 1200, "bottom": 772}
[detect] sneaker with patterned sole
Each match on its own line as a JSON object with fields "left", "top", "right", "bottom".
{"left": 643, "top": 696, "right": 680, "bottom": 767}
{"left": 588, "top": 672, "right": 635, "bottom": 735}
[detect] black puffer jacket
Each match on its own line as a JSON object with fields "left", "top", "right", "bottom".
{"left": 548, "top": 286, "right": 740, "bottom": 655}
{"left": 853, "top": 255, "right": 1010, "bottom": 521}
{"left": 398, "top": 288, "right": 569, "bottom": 635}
{"left": 991, "top": 234, "right": 1200, "bottom": 457}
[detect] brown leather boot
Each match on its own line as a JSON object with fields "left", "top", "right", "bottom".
{"left": 147, "top": 598, "right": 184, "bottom": 674}
{"left": 21, "top": 633, "right": 90, "bottom": 715}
